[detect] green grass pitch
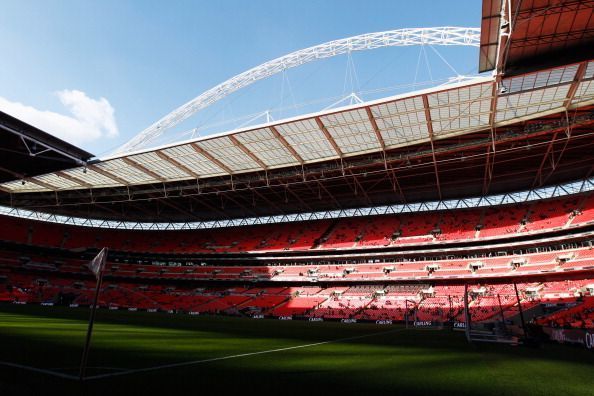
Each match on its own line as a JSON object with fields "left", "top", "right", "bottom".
{"left": 0, "top": 304, "right": 593, "bottom": 396}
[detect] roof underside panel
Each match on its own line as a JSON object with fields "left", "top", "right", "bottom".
{"left": 129, "top": 152, "right": 191, "bottom": 181}
{"left": 496, "top": 85, "right": 570, "bottom": 123}
{"left": 503, "top": 0, "right": 594, "bottom": 74}
{"left": 234, "top": 128, "right": 299, "bottom": 167}
{"left": 161, "top": 145, "right": 226, "bottom": 177}
{"left": 502, "top": 64, "right": 579, "bottom": 94}
{"left": 64, "top": 168, "right": 118, "bottom": 189}
{"left": 196, "top": 136, "right": 262, "bottom": 172}
{"left": 97, "top": 158, "right": 160, "bottom": 185}
{"left": 320, "top": 109, "right": 380, "bottom": 154}
{"left": 479, "top": 0, "right": 502, "bottom": 72}
{"left": 276, "top": 118, "right": 338, "bottom": 161}
{"left": 35, "top": 173, "right": 82, "bottom": 190}
{"left": 1, "top": 179, "right": 47, "bottom": 193}
{"left": 574, "top": 80, "right": 594, "bottom": 104}
{"left": 428, "top": 82, "right": 492, "bottom": 136}
{"left": 370, "top": 96, "right": 428, "bottom": 148}
{"left": 572, "top": 60, "right": 594, "bottom": 104}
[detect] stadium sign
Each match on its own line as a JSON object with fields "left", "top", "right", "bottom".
{"left": 309, "top": 317, "right": 323, "bottom": 322}
{"left": 375, "top": 320, "right": 393, "bottom": 325}
{"left": 278, "top": 316, "right": 292, "bottom": 320}
{"left": 546, "top": 328, "right": 594, "bottom": 351}
{"left": 341, "top": 319, "right": 357, "bottom": 324}
{"left": 69, "top": 303, "right": 79, "bottom": 308}
{"left": 586, "top": 332, "right": 593, "bottom": 350}
{"left": 128, "top": 308, "right": 138, "bottom": 312}
{"left": 414, "top": 321, "right": 433, "bottom": 327}
{"left": 40, "top": 302, "right": 54, "bottom": 306}
{"left": 189, "top": 311, "right": 199, "bottom": 315}
{"left": 544, "top": 302, "right": 577, "bottom": 308}
{"left": 453, "top": 322, "right": 467, "bottom": 329}
{"left": 147, "top": 308, "right": 157, "bottom": 313}
{"left": 252, "top": 314, "right": 264, "bottom": 319}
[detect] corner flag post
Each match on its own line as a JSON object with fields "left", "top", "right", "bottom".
{"left": 79, "top": 247, "right": 108, "bottom": 381}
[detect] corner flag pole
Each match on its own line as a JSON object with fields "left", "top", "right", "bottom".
{"left": 79, "top": 247, "right": 108, "bottom": 381}
{"left": 463, "top": 284, "right": 472, "bottom": 343}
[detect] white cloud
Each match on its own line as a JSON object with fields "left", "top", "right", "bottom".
{"left": 0, "top": 89, "right": 119, "bottom": 146}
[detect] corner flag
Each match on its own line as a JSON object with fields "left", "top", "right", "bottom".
{"left": 79, "top": 247, "right": 108, "bottom": 380}
{"left": 87, "top": 247, "right": 108, "bottom": 279}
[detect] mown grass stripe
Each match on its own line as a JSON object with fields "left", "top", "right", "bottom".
{"left": 85, "top": 328, "right": 405, "bottom": 381}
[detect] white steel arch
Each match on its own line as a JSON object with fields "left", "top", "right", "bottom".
{"left": 117, "top": 27, "right": 480, "bottom": 154}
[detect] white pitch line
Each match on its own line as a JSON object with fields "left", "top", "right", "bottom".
{"left": 0, "top": 361, "right": 79, "bottom": 380}
{"left": 50, "top": 366, "right": 128, "bottom": 372}
{"left": 85, "top": 327, "right": 406, "bottom": 381}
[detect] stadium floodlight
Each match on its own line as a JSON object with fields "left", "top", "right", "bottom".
{"left": 117, "top": 27, "right": 480, "bottom": 154}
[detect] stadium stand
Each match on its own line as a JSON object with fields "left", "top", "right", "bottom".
{"left": 1, "top": 6, "right": 594, "bottom": 396}
{"left": 3, "top": 267, "right": 592, "bottom": 327}
{"left": 1, "top": 194, "right": 593, "bottom": 255}
{"left": 535, "top": 297, "right": 594, "bottom": 329}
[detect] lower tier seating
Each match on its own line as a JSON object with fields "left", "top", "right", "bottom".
{"left": 2, "top": 269, "right": 592, "bottom": 327}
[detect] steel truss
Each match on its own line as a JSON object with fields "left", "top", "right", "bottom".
{"left": 1, "top": 177, "right": 592, "bottom": 231}
{"left": 117, "top": 27, "right": 480, "bottom": 154}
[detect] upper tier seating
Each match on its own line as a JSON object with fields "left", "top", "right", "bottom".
{"left": 1, "top": 194, "right": 592, "bottom": 254}
{"left": 478, "top": 205, "right": 528, "bottom": 238}
{"left": 573, "top": 195, "right": 594, "bottom": 226}
{"left": 535, "top": 297, "right": 594, "bottom": 329}
{"left": 523, "top": 198, "right": 576, "bottom": 232}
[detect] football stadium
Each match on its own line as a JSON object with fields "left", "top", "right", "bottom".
{"left": 1, "top": 1, "right": 594, "bottom": 395}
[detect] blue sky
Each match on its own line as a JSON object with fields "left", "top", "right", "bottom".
{"left": 0, "top": 0, "right": 482, "bottom": 157}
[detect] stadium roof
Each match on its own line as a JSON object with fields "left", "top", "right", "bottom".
{"left": 2, "top": 0, "right": 594, "bottom": 222}
{"left": 2, "top": 57, "right": 594, "bottom": 194}
{"left": 0, "top": 111, "right": 94, "bottom": 184}
{"left": 480, "top": 0, "right": 594, "bottom": 73}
